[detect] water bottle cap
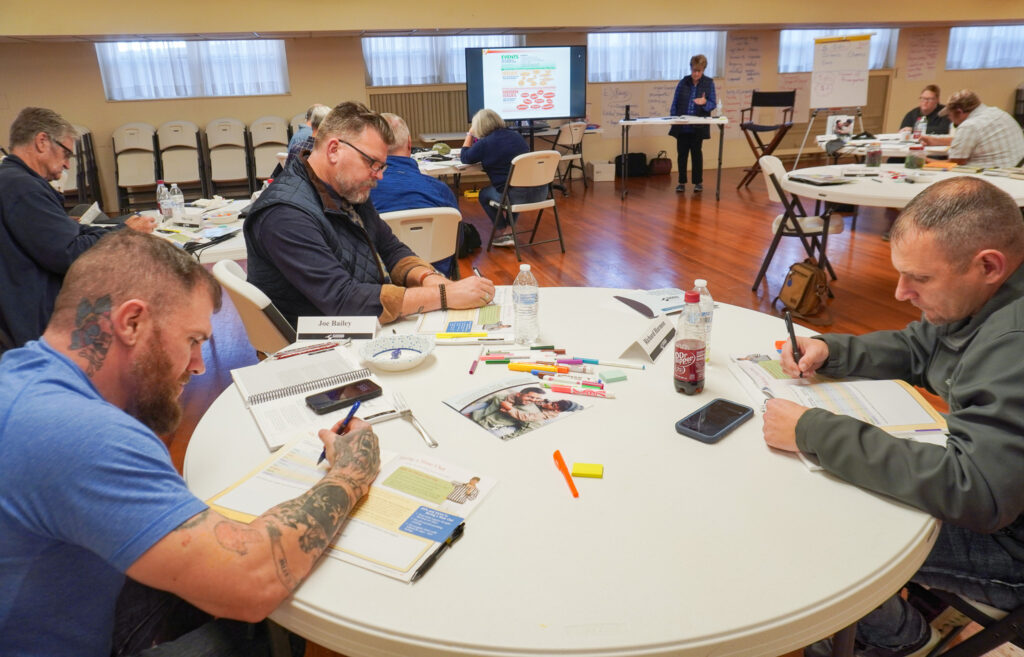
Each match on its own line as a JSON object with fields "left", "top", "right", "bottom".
{"left": 694, "top": 279, "right": 707, "bottom": 287}
{"left": 684, "top": 290, "right": 700, "bottom": 303}
{"left": 520, "top": 264, "right": 531, "bottom": 271}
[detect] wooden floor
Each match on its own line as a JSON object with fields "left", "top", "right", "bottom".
{"left": 167, "top": 165, "right": 935, "bottom": 657}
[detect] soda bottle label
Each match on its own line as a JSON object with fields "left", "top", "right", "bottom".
{"left": 673, "top": 339, "right": 705, "bottom": 382}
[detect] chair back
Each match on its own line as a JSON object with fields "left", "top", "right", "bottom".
{"left": 507, "top": 150, "right": 562, "bottom": 188}
{"left": 290, "top": 113, "right": 305, "bottom": 136}
{"left": 250, "top": 116, "right": 289, "bottom": 180}
{"left": 112, "top": 123, "right": 157, "bottom": 188}
{"left": 750, "top": 90, "right": 797, "bottom": 109}
{"left": 206, "top": 118, "right": 249, "bottom": 182}
{"left": 380, "top": 207, "right": 462, "bottom": 264}
{"left": 556, "top": 122, "right": 587, "bottom": 149}
{"left": 212, "top": 260, "right": 296, "bottom": 357}
{"left": 758, "top": 155, "right": 787, "bottom": 203}
{"left": 158, "top": 120, "right": 202, "bottom": 184}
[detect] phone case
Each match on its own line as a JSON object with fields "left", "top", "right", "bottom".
{"left": 675, "top": 398, "right": 753, "bottom": 444}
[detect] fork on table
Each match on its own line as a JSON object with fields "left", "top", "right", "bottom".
{"left": 392, "top": 392, "right": 438, "bottom": 448}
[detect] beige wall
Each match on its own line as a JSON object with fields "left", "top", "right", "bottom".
{"left": 1, "top": 6, "right": 1021, "bottom": 209}
{"left": 0, "top": 38, "right": 368, "bottom": 211}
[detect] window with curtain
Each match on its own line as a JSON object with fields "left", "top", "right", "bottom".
{"left": 362, "top": 35, "right": 525, "bottom": 87}
{"left": 95, "top": 40, "right": 290, "bottom": 101}
{"left": 778, "top": 29, "right": 899, "bottom": 73}
{"left": 947, "top": 25, "right": 1024, "bottom": 70}
{"left": 587, "top": 31, "right": 726, "bottom": 83}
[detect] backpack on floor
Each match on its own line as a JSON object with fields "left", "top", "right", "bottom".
{"left": 457, "top": 221, "right": 482, "bottom": 258}
{"left": 772, "top": 259, "right": 833, "bottom": 326}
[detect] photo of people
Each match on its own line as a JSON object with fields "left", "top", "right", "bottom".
{"left": 445, "top": 378, "right": 586, "bottom": 440}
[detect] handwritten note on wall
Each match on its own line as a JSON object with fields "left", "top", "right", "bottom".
{"left": 597, "top": 82, "right": 682, "bottom": 137}
{"left": 778, "top": 72, "right": 811, "bottom": 122}
{"left": 722, "top": 32, "right": 764, "bottom": 138}
{"left": 904, "top": 29, "right": 945, "bottom": 82}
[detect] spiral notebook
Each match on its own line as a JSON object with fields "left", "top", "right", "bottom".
{"left": 231, "top": 348, "right": 397, "bottom": 450}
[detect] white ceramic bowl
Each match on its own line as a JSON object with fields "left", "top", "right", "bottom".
{"left": 359, "top": 334, "right": 435, "bottom": 372}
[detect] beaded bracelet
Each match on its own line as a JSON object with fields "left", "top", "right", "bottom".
{"left": 439, "top": 284, "right": 448, "bottom": 311}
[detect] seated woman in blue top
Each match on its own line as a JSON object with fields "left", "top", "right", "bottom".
{"left": 460, "top": 109, "right": 545, "bottom": 248}
{"left": 669, "top": 54, "right": 717, "bottom": 194}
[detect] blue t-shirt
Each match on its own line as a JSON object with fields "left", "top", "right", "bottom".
{"left": 370, "top": 155, "right": 458, "bottom": 215}
{"left": 0, "top": 339, "right": 208, "bottom": 657}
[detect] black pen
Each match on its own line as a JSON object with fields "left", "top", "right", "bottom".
{"left": 784, "top": 311, "right": 803, "bottom": 378}
{"left": 411, "top": 523, "right": 465, "bottom": 582}
{"left": 317, "top": 400, "right": 361, "bottom": 465}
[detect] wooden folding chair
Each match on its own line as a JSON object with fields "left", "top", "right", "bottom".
{"left": 738, "top": 90, "right": 797, "bottom": 189}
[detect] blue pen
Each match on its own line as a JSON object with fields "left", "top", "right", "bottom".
{"left": 317, "top": 400, "right": 361, "bottom": 465}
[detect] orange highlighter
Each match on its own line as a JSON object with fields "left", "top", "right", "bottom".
{"left": 553, "top": 450, "right": 579, "bottom": 498}
{"left": 509, "top": 362, "right": 569, "bottom": 374}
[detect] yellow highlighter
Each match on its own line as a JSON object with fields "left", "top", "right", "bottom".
{"left": 435, "top": 332, "right": 488, "bottom": 339}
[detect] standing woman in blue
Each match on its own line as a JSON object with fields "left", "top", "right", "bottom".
{"left": 461, "top": 109, "right": 543, "bottom": 247}
{"left": 669, "top": 54, "right": 717, "bottom": 194}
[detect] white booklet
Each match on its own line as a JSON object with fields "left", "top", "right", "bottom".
{"left": 230, "top": 347, "right": 397, "bottom": 450}
{"left": 208, "top": 438, "right": 494, "bottom": 583}
{"left": 416, "top": 286, "right": 515, "bottom": 345}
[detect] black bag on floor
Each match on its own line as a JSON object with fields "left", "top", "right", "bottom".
{"left": 614, "top": 153, "right": 649, "bottom": 177}
{"left": 457, "top": 221, "right": 481, "bottom": 257}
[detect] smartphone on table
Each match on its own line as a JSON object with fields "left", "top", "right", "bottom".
{"left": 675, "top": 398, "right": 753, "bottom": 444}
{"left": 305, "top": 379, "right": 382, "bottom": 415}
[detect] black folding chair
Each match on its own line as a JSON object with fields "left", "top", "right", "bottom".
{"left": 738, "top": 90, "right": 797, "bottom": 189}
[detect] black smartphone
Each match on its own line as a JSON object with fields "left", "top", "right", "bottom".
{"left": 675, "top": 398, "right": 754, "bottom": 444}
{"left": 305, "top": 379, "right": 382, "bottom": 415}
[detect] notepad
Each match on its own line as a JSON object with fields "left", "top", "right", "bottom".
{"left": 231, "top": 348, "right": 396, "bottom": 450}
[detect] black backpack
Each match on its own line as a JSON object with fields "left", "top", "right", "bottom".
{"left": 457, "top": 221, "right": 482, "bottom": 257}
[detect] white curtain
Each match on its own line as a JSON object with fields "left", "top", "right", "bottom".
{"left": 587, "top": 32, "right": 726, "bottom": 83}
{"left": 947, "top": 25, "right": 1024, "bottom": 70}
{"left": 95, "top": 40, "right": 289, "bottom": 101}
{"left": 362, "top": 35, "right": 524, "bottom": 87}
{"left": 778, "top": 29, "right": 899, "bottom": 73}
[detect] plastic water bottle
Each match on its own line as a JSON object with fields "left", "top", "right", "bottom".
{"left": 513, "top": 263, "right": 540, "bottom": 345}
{"left": 156, "top": 181, "right": 172, "bottom": 221}
{"left": 693, "top": 279, "right": 713, "bottom": 363}
{"left": 673, "top": 290, "right": 705, "bottom": 395}
{"left": 913, "top": 115, "right": 927, "bottom": 140}
{"left": 169, "top": 183, "right": 185, "bottom": 221}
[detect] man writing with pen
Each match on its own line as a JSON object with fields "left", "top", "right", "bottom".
{"left": 762, "top": 177, "right": 1024, "bottom": 657}
{"left": 244, "top": 101, "right": 494, "bottom": 327}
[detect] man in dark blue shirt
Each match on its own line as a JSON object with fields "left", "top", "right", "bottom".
{"left": 0, "top": 107, "right": 155, "bottom": 349}
{"left": 370, "top": 113, "right": 460, "bottom": 276}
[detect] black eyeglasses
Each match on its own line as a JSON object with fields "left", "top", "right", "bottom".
{"left": 48, "top": 134, "right": 76, "bottom": 161}
{"left": 339, "top": 139, "right": 387, "bottom": 174}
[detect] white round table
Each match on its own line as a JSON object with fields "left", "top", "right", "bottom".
{"left": 783, "top": 164, "right": 1024, "bottom": 209}
{"left": 185, "top": 288, "right": 937, "bottom": 657}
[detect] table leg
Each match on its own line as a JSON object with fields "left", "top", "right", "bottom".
{"left": 716, "top": 123, "right": 724, "bottom": 201}
{"left": 620, "top": 124, "right": 630, "bottom": 200}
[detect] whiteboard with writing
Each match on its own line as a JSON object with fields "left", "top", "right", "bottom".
{"left": 810, "top": 36, "right": 870, "bottom": 109}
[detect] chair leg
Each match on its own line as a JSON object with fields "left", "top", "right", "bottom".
{"left": 752, "top": 228, "right": 787, "bottom": 290}
{"left": 552, "top": 204, "right": 566, "bottom": 253}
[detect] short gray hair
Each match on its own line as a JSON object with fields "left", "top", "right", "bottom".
{"left": 314, "top": 101, "right": 394, "bottom": 151}
{"left": 892, "top": 177, "right": 1024, "bottom": 269}
{"left": 470, "top": 109, "right": 505, "bottom": 139}
{"left": 380, "top": 113, "right": 410, "bottom": 154}
{"left": 308, "top": 104, "right": 331, "bottom": 131}
{"left": 9, "top": 107, "right": 76, "bottom": 149}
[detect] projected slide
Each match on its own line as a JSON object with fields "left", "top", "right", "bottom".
{"left": 481, "top": 48, "right": 573, "bottom": 120}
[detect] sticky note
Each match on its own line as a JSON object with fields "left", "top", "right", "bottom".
{"left": 572, "top": 463, "right": 603, "bottom": 478}
{"left": 600, "top": 368, "right": 627, "bottom": 383}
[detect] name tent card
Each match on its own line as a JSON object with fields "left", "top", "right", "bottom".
{"left": 620, "top": 315, "right": 676, "bottom": 363}
{"left": 297, "top": 316, "right": 378, "bottom": 340}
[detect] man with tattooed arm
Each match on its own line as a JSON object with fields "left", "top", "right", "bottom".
{"left": 0, "top": 230, "right": 380, "bottom": 656}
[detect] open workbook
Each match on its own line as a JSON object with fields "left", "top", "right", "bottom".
{"left": 231, "top": 348, "right": 397, "bottom": 450}
{"left": 728, "top": 353, "right": 948, "bottom": 470}
{"left": 207, "top": 437, "right": 493, "bottom": 582}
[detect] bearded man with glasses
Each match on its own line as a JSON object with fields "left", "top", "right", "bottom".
{"left": 245, "top": 101, "right": 494, "bottom": 326}
{"left": 0, "top": 106, "right": 155, "bottom": 351}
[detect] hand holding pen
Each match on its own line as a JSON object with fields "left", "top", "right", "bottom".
{"left": 781, "top": 313, "right": 830, "bottom": 379}
{"left": 317, "top": 401, "right": 362, "bottom": 465}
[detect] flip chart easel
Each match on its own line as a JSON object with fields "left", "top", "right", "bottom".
{"left": 794, "top": 107, "right": 865, "bottom": 169}
{"left": 793, "top": 34, "right": 871, "bottom": 169}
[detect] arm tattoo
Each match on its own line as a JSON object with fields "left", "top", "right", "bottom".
{"left": 175, "top": 509, "right": 210, "bottom": 530}
{"left": 264, "top": 521, "right": 299, "bottom": 591}
{"left": 214, "top": 521, "right": 265, "bottom": 556}
{"left": 69, "top": 295, "right": 113, "bottom": 376}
